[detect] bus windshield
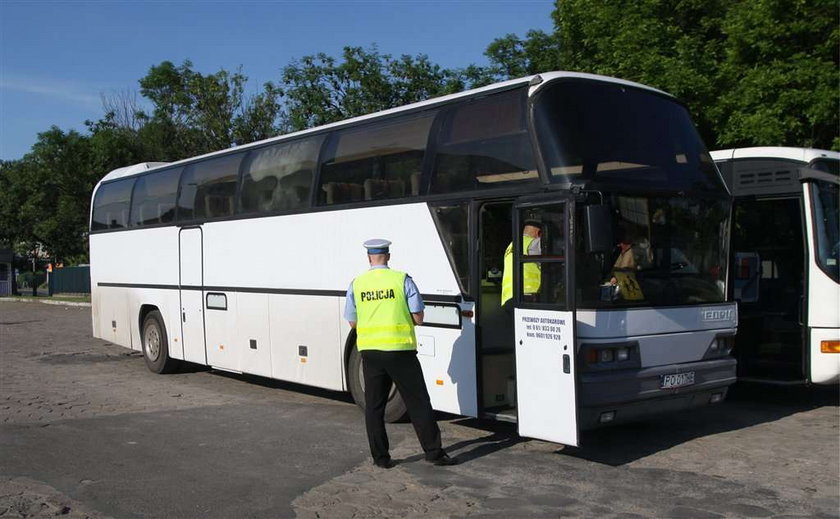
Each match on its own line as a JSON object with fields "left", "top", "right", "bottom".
{"left": 575, "top": 193, "right": 729, "bottom": 308}
{"left": 811, "top": 179, "right": 840, "bottom": 282}
{"left": 534, "top": 80, "right": 723, "bottom": 193}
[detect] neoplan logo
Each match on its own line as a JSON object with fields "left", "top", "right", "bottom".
{"left": 703, "top": 309, "right": 734, "bottom": 321}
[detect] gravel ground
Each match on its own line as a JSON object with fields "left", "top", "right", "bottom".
{"left": 0, "top": 301, "right": 837, "bottom": 518}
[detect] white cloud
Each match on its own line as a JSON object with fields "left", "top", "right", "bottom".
{"left": 0, "top": 75, "right": 101, "bottom": 107}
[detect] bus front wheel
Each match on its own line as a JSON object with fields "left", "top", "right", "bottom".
{"left": 347, "top": 339, "right": 408, "bottom": 423}
{"left": 141, "top": 310, "right": 180, "bottom": 374}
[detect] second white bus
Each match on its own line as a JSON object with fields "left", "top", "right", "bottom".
{"left": 712, "top": 147, "right": 840, "bottom": 384}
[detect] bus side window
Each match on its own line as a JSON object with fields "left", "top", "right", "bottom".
{"left": 178, "top": 153, "right": 242, "bottom": 221}
{"left": 92, "top": 178, "right": 135, "bottom": 231}
{"left": 129, "top": 168, "right": 180, "bottom": 227}
{"left": 430, "top": 88, "right": 537, "bottom": 194}
{"left": 240, "top": 136, "right": 323, "bottom": 214}
{"left": 317, "top": 110, "right": 436, "bottom": 205}
{"left": 430, "top": 203, "right": 470, "bottom": 295}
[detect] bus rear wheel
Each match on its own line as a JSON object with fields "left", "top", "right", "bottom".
{"left": 141, "top": 310, "right": 180, "bottom": 374}
{"left": 347, "top": 338, "right": 408, "bottom": 423}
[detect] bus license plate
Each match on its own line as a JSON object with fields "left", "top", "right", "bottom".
{"left": 660, "top": 372, "right": 695, "bottom": 389}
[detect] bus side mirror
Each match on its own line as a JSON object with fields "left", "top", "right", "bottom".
{"left": 584, "top": 205, "right": 614, "bottom": 253}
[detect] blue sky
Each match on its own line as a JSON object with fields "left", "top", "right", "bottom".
{"left": 0, "top": 1, "right": 555, "bottom": 161}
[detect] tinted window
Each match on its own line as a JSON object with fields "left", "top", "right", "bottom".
{"left": 519, "top": 205, "right": 568, "bottom": 307}
{"left": 809, "top": 158, "right": 840, "bottom": 175}
{"left": 91, "top": 178, "right": 135, "bottom": 231}
{"left": 575, "top": 193, "right": 729, "bottom": 308}
{"left": 430, "top": 88, "right": 537, "bottom": 193}
{"left": 431, "top": 203, "right": 470, "bottom": 294}
{"left": 811, "top": 180, "right": 839, "bottom": 282}
{"left": 240, "top": 137, "right": 323, "bottom": 214}
{"left": 130, "top": 168, "right": 180, "bottom": 227}
{"left": 319, "top": 112, "right": 436, "bottom": 205}
{"left": 535, "top": 80, "right": 724, "bottom": 193}
{"left": 178, "top": 154, "right": 242, "bottom": 220}
{"left": 729, "top": 197, "right": 804, "bottom": 318}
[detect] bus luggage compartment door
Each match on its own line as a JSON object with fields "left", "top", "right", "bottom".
{"left": 179, "top": 227, "right": 207, "bottom": 364}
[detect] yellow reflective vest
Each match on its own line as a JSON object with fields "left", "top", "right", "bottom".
{"left": 353, "top": 268, "right": 417, "bottom": 351}
{"left": 501, "top": 235, "right": 541, "bottom": 306}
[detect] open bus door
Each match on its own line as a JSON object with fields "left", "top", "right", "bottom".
{"left": 513, "top": 199, "right": 579, "bottom": 446}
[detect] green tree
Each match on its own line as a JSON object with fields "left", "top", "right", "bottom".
{"left": 25, "top": 127, "right": 97, "bottom": 263}
{"left": 279, "top": 46, "right": 491, "bottom": 132}
{"left": 485, "top": 30, "right": 561, "bottom": 78}
{"left": 713, "top": 0, "right": 839, "bottom": 149}
{"left": 138, "top": 60, "right": 283, "bottom": 159}
{"left": 0, "top": 128, "right": 95, "bottom": 264}
{"left": 0, "top": 160, "right": 38, "bottom": 258}
{"left": 486, "top": 0, "right": 838, "bottom": 150}
{"left": 233, "top": 82, "right": 284, "bottom": 146}
{"left": 86, "top": 114, "right": 147, "bottom": 174}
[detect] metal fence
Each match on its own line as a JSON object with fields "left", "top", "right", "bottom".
{"left": 0, "top": 262, "right": 10, "bottom": 296}
{"left": 49, "top": 266, "right": 91, "bottom": 294}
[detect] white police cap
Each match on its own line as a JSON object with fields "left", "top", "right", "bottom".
{"left": 363, "top": 238, "right": 391, "bottom": 254}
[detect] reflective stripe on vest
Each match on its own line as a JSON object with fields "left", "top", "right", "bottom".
{"left": 353, "top": 268, "right": 417, "bottom": 351}
{"left": 501, "top": 235, "right": 541, "bottom": 306}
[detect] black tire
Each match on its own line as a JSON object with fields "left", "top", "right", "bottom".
{"left": 347, "top": 332, "right": 408, "bottom": 423}
{"left": 141, "top": 310, "right": 180, "bottom": 374}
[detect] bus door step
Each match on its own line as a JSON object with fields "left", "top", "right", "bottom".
{"left": 482, "top": 407, "right": 518, "bottom": 423}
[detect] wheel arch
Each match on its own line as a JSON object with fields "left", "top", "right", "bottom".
{"left": 343, "top": 327, "right": 357, "bottom": 391}
{"left": 139, "top": 304, "right": 160, "bottom": 334}
{"left": 138, "top": 304, "right": 181, "bottom": 374}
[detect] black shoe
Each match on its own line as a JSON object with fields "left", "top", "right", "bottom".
{"left": 374, "top": 458, "right": 395, "bottom": 469}
{"left": 428, "top": 454, "right": 458, "bottom": 466}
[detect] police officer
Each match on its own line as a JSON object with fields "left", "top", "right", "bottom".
{"left": 345, "top": 239, "right": 456, "bottom": 468}
{"left": 500, "top": 220, "right": 542, "bottom": 311}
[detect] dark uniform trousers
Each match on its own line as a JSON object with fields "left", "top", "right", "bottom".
{"left": 360, "top": 349, "right": 444, "bottom": 463}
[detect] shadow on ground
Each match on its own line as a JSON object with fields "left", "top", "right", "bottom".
{"left": 449, "top": 383, "right": 838, "bottom": 466}
{"left": 173, "top": 356, "right": 837, "bottom": 468}
{"left": 196, "top": 363, "right": 356, "bottom": 405}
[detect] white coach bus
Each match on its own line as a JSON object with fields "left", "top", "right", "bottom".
{"left": 712, "top": 147, "right": 839, "bottom": 385}
{"left": 90, "top": 72, "right": 737, "bottom": 446}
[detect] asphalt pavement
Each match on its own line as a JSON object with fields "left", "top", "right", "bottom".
{"left": 0, "top": 301, "right": 837, "bottom": 518}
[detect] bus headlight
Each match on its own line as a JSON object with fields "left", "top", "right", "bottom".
{"left": 704, "top": 336, "right": 734, "bottom": 359}
{"left": 582, "top": 342, "right": 639, "bottom": 370}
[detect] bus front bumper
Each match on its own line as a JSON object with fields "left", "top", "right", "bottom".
{"left": 578, "top": 357, "right": 737, "bottom": 430}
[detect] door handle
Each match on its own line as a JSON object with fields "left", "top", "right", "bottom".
{"left": 182, "top": 311, "right": 186, "bottom": 323}
{"left": 563, "top": 354, "right": 570, "bottom": 374}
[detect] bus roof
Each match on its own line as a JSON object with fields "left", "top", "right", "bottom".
{"left": 710, "top": 147, "right": 840, "bottom": 164}
{"left": 96, "top": 71, "right": 671, "bottom": 185}
{"left": 713, "top": 146, "right": 840, "bottom": 196}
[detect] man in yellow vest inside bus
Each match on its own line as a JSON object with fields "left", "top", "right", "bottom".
{"left": 500, "top": 220, "right": 543, "bottom": 312}
{"left": 345, "top": 239, "right": 456, "bottom": 468}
